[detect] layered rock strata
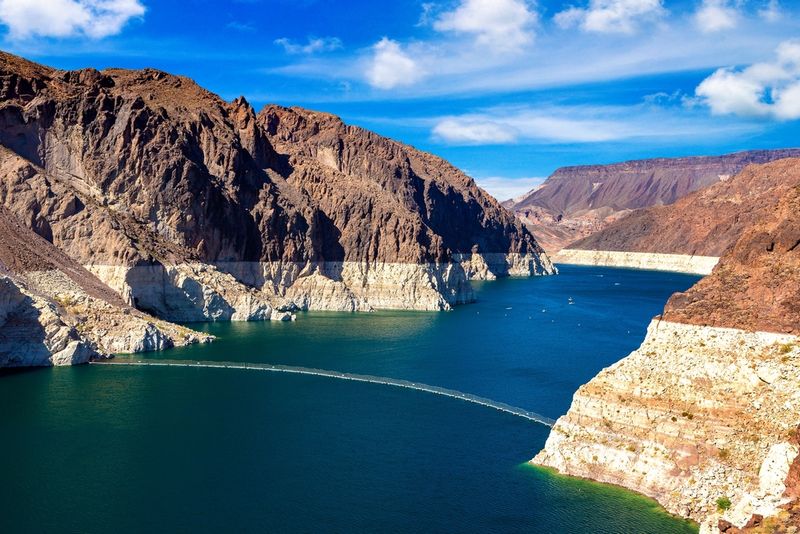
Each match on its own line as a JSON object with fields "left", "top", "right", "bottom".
{"left": 506, "top": 149, "right": 800, "bottom": 252}
{"left": 0, "top": 52, "right": 552, "bottom": 322}
{"left": 0, "top": 207, "right": 211, "bottom": 367}
{"left": 534, "top": 159, "right": 800, "bottom": 532}
{"left": 534, "top": 321, "right": 799, "bottom": 533}
{"left": 553, "top": 249, "right": 719, "bottom": 275}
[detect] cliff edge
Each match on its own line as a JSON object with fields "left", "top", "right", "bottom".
{"left": 0, "top": 52, "right": 553, "bottom": 323}
{"left": 533, "top": 159, "right": 800, "bottom": 533}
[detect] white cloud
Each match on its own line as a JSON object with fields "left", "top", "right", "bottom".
{"left": 274, "top": 36, "right": 342, "bottom": 55}
{"left": 433, "top": 119, "right": 518, "bottom": 144}
{"left": 433, "top": 0, "right": 537, "bottom": 52}
{"left": 555, "top": 0, "right": 665, "bottom": 34}
{"left": 759, "top": 0, "right": 781, "bottom": 22}
{"left": 417, "top": 2, "right": 436, "bottom": 27}
{"left": 694, "top": 0, "right": 740, "bottom": 33}
{"left": 0, "top": 0, "right": 144, "bottom": 39}
{"left": 475, "top": 176, "right": 546, "bottom": 201}
{"left": 366, "top": 37, "right": 423, "bottom": 89}
{"left": 273, "top": 0, "right": 798, "bottom": 100}
{"left": 430, "top": 103, "right": 759, "bottom": 146}
{"left": 695, "top": 39, "right": 800, "bottom": 119}
{"left": 433, "top": 109, "right": 640, "bottom": 144}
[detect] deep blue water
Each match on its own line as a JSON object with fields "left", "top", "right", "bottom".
{"left": 0, "top": 265, "right": 700, "bottom": 533}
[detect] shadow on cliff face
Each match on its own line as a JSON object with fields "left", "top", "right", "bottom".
{"left": 0, "top": 281, "right": 56, "bottom": 367}
{"left": 126, "top": 263, "right": 236, "bottom": 322}
{"left": 0, "top": 106, "right": 45, "bottom": 167}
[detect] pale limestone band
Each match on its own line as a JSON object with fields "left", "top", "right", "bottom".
{"left": 533, "top": 320, "right": 800, "bottom": 533}
{"left": 84, "top": 252, "right": 555, "bottom": 322}
{"left": 554, "top": 249, "right": 720, "bottom": 275}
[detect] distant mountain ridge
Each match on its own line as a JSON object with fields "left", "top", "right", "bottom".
{"left": 506, "top": 149, "right": 800, "bottom": 252}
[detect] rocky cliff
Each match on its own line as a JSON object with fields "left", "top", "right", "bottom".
{"left": 0, "top": 206, "right": 210, "bottom": 367}
{"left": 533, "top": 159, "right": 800, "bottom": 532}
{"left": 0, "top": 51, "right": 551, "bottom": 326}
{"left": 568, "top": 158, "right": 800, "bottom": 259}
{"left": 507, "top": 150, "right": 800, "bottom": 252}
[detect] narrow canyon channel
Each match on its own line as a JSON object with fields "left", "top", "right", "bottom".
{"left": 0, "top": 265, "right": 701, "bottom": 533}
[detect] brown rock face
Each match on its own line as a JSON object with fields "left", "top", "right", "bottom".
{"left": 561, "top": 156, "right": 800, "bottom": 333}
{"left": 507, "top": 150, "right": 800, "bottom": 252}
{"left": 535, "top": 159, "right": 800, "bottom": 532}
{"left": 0, "top": 204, "right": 126, "bottom": 306}
{"left": 260, "top": 105, "right": 540, "bottom": 264}
{"left": 0, "top": 51, "right": 551, "bottom": 321}
{"left": 0, "top": 53, "right": 313, "bottom": 267}
{"left": 661, "top": 160, "right": 800, "bottom": 334}
{"left": 0, "top": 206, "right": 210, "bottom": 366}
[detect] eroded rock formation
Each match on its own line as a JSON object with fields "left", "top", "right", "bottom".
{"left": 506, "top": 150, "right": 800, "bottom": 253}
{"left": 0, "top": 51, "right": 552, "bottom": 364}
{"left": 0, "top": 206, "right": 210, "bottom": 366}
{"left": 533, "top": 159, "right": 800, "bottom": 532}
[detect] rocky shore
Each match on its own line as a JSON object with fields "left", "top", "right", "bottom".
{"left": 0, "top": 208, "right": 211, "bottom": 367}
{"left": 0, "top": 52, "right": 552, "bottom": 366}
{"left": 533, "top": 320, "right": 799, "bottom": 532}
{"left": 533, "top": 158, "right": 800, "bottom": 532}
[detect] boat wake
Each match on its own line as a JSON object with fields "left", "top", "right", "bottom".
{"left": 91, "top": 359, "right": 556, "bottom": 428}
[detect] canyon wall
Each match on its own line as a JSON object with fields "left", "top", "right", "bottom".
{"left": 534, "top": 159, "right": 800, "bottom": 532}
{"left": 505, "top": 149, "right": 800, "bottom": 253}
{"left": 0, "top": 52, "right": 552, "bottom": 326}
{"left": 0, "top": 206, "right": 211, "bottom": 367}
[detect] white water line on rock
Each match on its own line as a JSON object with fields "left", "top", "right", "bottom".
{"left": 91, "top": 359, "right": 556, "bottom": 428}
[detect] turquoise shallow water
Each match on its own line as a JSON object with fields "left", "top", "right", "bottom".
{"left": 0, "top": 265, "right": 700, "bottom": 533}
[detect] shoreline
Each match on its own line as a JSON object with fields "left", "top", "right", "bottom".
{"left": 552, "top": 250, "right": 719, "bottom": 275}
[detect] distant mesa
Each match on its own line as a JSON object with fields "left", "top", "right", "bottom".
{"left": 505, "top": 149, "right": 800, "bottom": 253}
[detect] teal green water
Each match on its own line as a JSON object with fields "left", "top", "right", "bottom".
{"left": 0, "top": 266, "right": 700, "bottom": 533}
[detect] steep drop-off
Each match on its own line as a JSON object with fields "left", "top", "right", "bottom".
{"left": 506, "top": 150, "right": 800, "bottom": 253}
{"left": 0, "top": 52, "right": 552, "bottom": 325}
{"left": 534, "top": 159, "right": 800, "bottom": 533}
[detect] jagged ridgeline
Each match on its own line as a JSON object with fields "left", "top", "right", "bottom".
{"left": 0, "top": 52, "right": 553, "bottom": 323}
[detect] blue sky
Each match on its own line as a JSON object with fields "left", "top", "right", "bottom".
{"left": 2, "top": 0, "right": 800, "bottom": 199}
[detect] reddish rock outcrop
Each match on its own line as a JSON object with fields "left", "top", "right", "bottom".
{"left": 508, "top": 150, "right": 800, "bottom": 252}
{"left": 534, "top": 159, "right": 800, "bottom": 533}
{"left": 0, "top": 51, "right": 552, "bottom": 324}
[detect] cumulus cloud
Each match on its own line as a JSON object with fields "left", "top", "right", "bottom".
{"left": 554, "top": 0, "right": 665, "bottom": 34}
{"left": 694, "top": 0, "right": 740, "bottom": 33}
{"left": 433, "top": 0, "right": 537, "bottom": 52}
{"left": 695, "top": 39, "right": 800, "bottom": 119}
{"left": 0, "top": 0, "right": 144, "bottom": 39}
{"left": 366, "top": 38, "right": 423, "bottom": 90}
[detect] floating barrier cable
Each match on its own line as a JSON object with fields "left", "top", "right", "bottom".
{"left": 91, "top": 359, "right": 556, "bottom": 428}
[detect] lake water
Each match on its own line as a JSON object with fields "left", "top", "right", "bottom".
{"left": 0, "top": 265, "right": 701, "bottom": 533}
